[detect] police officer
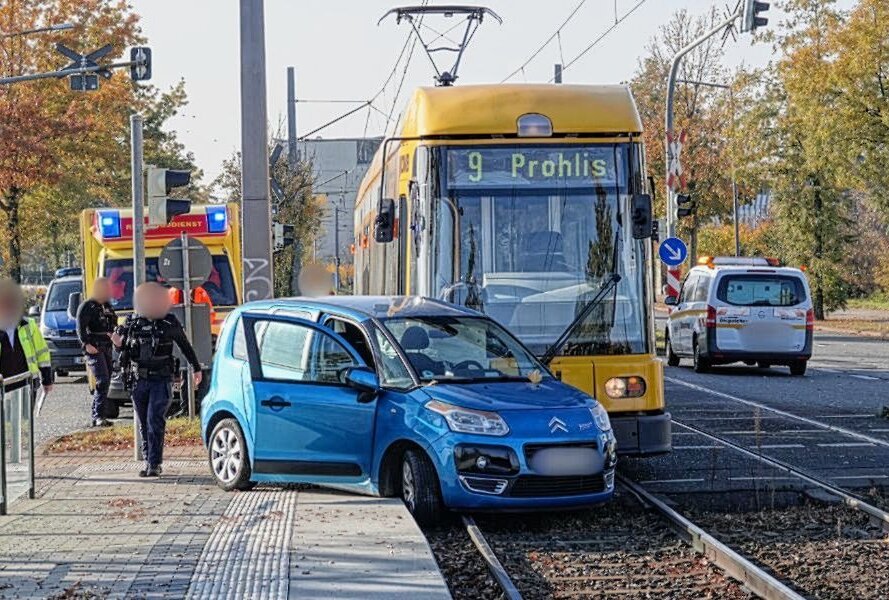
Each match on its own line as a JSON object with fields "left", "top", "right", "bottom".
{"left": 112, "top": 282, "right": 202, "bottom": 477}
{"left": 76, "top": 277, "right": 117, "bottom": 427}
{"left": 0, "top": 278, "right": 53, "bottom": 393}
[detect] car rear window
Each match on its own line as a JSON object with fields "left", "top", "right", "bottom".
{"left": 717, "top": 274, "right": 806, "bottom": 307}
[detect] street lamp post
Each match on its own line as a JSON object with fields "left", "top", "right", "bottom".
{"left": 0, "top": 22, "right": 75, "bottom": 39}
{"left": 675, "top": 78, "right": 740, "bottom": 257}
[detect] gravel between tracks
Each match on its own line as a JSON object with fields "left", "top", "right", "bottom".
{"left": 688, "top": 501, "right": 889, "bottom": 600}
{"left": 426, "top": 491, "right": 750, "bottom": 599}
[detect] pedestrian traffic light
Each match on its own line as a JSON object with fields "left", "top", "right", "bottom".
{"left": 741, "top": 0, "right": 769, "bottom": 33}
{"left": 273, "top": 223, "right": 295, "bottom": 252}
{"left": 676, "top": 194, "right": 696, "bottom": 219}
{"left": 147, "top": 167, "right": 192, "bottom": 225}
{"left": 130, "top": 47, "right": 152, "bottom": 81}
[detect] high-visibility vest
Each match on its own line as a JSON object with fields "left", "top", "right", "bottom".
{"left": 1, "top": 318, "right": 51, "bottom": 379}
{"left": 168, "top": 286, "right": 216, "bottom": 321}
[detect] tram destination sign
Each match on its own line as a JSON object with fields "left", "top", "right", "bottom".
{"left": 447, "top": 146, "right": 625, "bottom": 190}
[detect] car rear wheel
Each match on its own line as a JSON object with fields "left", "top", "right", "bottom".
{"left": 693, "top": 339, "right": 710, "bottom": 373}
{"left": 665, "top": 334, "right": 680, "bottom": 367}
{"left": 209, "top": 418, "right": 255, "bottom": 491}
{"left": 401, "top": 449, "right": 443, "bottom": 526}
{"left": 789, "top": 360, "right": 807, "bottom": 376}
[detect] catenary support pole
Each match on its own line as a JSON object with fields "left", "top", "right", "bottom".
{"left": 130, "top": 114, "right": 145, "bottom": 462}
{"left": 240, "top": 0, "right": 274, "bottom": 301}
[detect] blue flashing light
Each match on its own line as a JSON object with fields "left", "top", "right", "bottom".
{"left": 98, "top": 210, "right": 121, "bottom": 238}
{"left": 207, "top": 206, "right": 227, "bottom": 233}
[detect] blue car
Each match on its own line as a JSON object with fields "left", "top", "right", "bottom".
{"left": 201, "top": 296, "right": 616, "bottom": 524}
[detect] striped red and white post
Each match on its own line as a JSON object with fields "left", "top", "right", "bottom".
{"left": 666, "top": 268, "right": 682, "bottom": 299}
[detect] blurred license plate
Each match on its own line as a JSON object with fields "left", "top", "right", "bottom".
{"left": 527, "top": 447, "right": 602, "bottom": 476}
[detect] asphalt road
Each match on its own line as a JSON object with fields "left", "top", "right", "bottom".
{"left": 621, "top": 329, "right": 889, "bottom": 499}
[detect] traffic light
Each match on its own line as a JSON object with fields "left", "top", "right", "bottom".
{"left": 147, "top": 167, "right": 192, "bottom": 225}
{"left": 273, "top": 223, "right": 295, "bottom": 252}
{"left": 130, "top": 47, "right": 152, "bottom": 81}
{"left": 676, "top": 194, "right": 696, "bottom": 219}
{"left": 741, "top": 0, "right": 769, "bottom": 33}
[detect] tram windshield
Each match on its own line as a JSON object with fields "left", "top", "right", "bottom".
{"left": 430, "top": 144, "right": 651, "bottom": 356}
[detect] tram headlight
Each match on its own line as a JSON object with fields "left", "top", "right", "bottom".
{"left": 605, "top": 376, "right": 646, "bottom": 399}
{"left": 426, "top": 400, "right": 509, "bottom": 436}
{"left": 589, "top": 402, "right": 612, "bottom": 432}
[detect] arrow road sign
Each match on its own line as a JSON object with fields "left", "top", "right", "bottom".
{"left": 659, "top": 237, "right": 688, "bottom": 266}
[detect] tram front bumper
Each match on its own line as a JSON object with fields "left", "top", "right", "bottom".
{"left": 611, "top": 412, "right": 671, "bottom": 456}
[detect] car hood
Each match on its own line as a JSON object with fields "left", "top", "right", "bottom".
{"left": 420, "top": 379, "right": 593, "bottom": 411}
{"left": 42, "top": 310, "right": 75, "bottom": 332}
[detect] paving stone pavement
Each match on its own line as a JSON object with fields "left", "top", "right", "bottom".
{"left": 0, "top": 448, "right": 450, "bottom": 599}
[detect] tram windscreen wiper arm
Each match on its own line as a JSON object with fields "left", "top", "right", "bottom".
{"left": 539, "top": 272, "right": 622, "bottom": 366}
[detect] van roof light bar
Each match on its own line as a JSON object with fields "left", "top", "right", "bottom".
{"left": 378, "top": 5, "right": 502, "bottom": 86}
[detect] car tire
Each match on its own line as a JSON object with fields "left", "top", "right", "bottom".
{"left": 758, "top": 361, "right": 772, "bottom": 369}
{"left": 789, "top": 360, "right": 807, "bottom": 376}
{"left": 693, "top": 339, "right": 710, "bottom": 373}
{"left": 665, "top": 334, "right": 680, "bottom": 367}
{"left": 103, "top": 401, "right": 120, "bottom": 420}
{"left": 401, "top": 449, "right": 443, "bottom": 526}
{"left": 209, "top": 418, "right": 255, "bottom": 492}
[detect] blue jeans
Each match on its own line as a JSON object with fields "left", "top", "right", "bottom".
{"left": 132, "top": 378, "right": 171, "bottom": 467}
{"left": 86, "top": 346, "right": 112, "bottom": 421}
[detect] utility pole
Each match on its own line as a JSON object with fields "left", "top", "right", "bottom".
{"left": 665, "top": 6, "right": 741, "bottom": 240}
{"left": 130, "top": 114, "right": 145, "bottom": 462}
{"left": 286, "top": 66, "right": 303, "bottom": 296}
{"left": 240, "top": 0, "right": 274, "bottom": 301}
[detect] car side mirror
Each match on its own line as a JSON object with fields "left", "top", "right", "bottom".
{"left": 67, "top": 292, "right": 82, "bottom": 320}
{"left": 374, "top": 198, "right": 396, "bottom": 243}
{"left": 664, "top": 295, "right": 678, "bottom": 306}
{"left": 344, "top": 366, "right": 380, "bottom": 402}
{"left": 631, "top": 193, "right": 652, "bottom": 239}
{"left": 28, "top": 305, "right": 41, "bottom": 317}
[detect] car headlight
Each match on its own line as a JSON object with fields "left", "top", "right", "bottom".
{"left": 426, "top": 400, "right": 509, "bottom": 436}
{"left": 589, "top": 402, "right": 612, "bottom": 432}
{"left": 41, "top": 327, "right": 59, "bottom": 338}
{"left": 604, "top": 376, "right": 646, "bottom": 398}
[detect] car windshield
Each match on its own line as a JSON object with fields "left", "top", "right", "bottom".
{"left": 45, "top": 280, "right": 81, "bottom": 312}
{"left": 717, "top": 274, "right": 806, "bottom": 307}
{"left": 382, "top": 316, "right": 547, "bottom": 383}
{"left": 102, "top": 255, "right": 238, "bottom": 310}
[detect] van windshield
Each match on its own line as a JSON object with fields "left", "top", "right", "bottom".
{"left": 382, "top": 316, "right": 547, "bottom": 383}
{"left": 102, "top": 256, "right": 238, "bottom": 310}
{"left": 717, "top": 274, "right": 806, "bottom": 307}
{"left": 45, "top": 280, "right": 82, "bottom": 312}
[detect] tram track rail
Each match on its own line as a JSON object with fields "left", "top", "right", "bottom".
{"left": 672, "top": 418, "right": 889, "bottom": 530}
{"left": 457, "top": 484, "right": 803, "bottom": 600}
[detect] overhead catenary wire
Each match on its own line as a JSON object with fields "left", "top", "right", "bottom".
{"left": 501, "top": 0, "right": 588, "bottom": 83}
{"left": 384, "top": 0, "right": 429, "bottom": 136}
{"left": 553, "top": 0, "right": 650, "bottom": 79}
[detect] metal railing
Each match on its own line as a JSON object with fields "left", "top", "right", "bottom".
{"left": 0, "top": 372, "right": 37, "bottom": 515}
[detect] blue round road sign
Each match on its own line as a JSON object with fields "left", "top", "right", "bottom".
{"left": 658, "top": 237, "right": 688, "bottom": 266}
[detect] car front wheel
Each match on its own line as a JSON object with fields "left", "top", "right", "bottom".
{"left": 209, "top": 418, "right": 255, "bottom": 491}
{"left": 401, "top": 449, "right": 443, "bottom": 526}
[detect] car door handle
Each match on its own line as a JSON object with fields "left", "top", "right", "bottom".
{"left": 261, "top": 397, "right": 292, "bottom": 408}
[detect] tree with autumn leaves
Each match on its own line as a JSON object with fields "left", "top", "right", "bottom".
{"left": 0, "top": 0, "right": 201, "bottom": 282}
{"left": 635, "top": 0, "right": 889, "bottom": 318}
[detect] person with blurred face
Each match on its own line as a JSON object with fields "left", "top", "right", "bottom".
{"left": 112, "top": 282, "right": 202, "bottom": 477}
{"left": 0, "top": 278, "right": 53, "bottom": 393}
{"left": 76, "top": 277, "right": 117, "bottom": 426}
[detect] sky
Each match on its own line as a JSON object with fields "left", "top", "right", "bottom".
{"left": 128, "top": 0, "right": 796, "bottom": 186}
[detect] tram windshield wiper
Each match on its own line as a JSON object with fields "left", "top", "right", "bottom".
{"left": 539, "top": 272, "right": 622, "bottom": 366}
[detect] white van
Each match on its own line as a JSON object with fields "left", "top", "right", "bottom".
{"left": 664, "top": 257, "right": 813, "bottom": 376}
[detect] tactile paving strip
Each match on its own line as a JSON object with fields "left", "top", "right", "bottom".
{"left": 71, "top": 460, "right": 204, "bottom": 475}
{"left": 185, "top": 490, "right": 296, "bottom": 599}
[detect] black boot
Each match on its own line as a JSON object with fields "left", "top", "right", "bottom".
{"left": 145, "top": 464, "right": 162, "bottom": 477}
{"left": 138, "top": 463, "right": 151, "bottom": 477}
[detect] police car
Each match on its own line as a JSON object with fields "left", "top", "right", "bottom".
{"left": 201, "top": 296, "right": 617, "bottom": 525}
{"left": 664, "top": 257, "right": 813, "bottom": 376}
